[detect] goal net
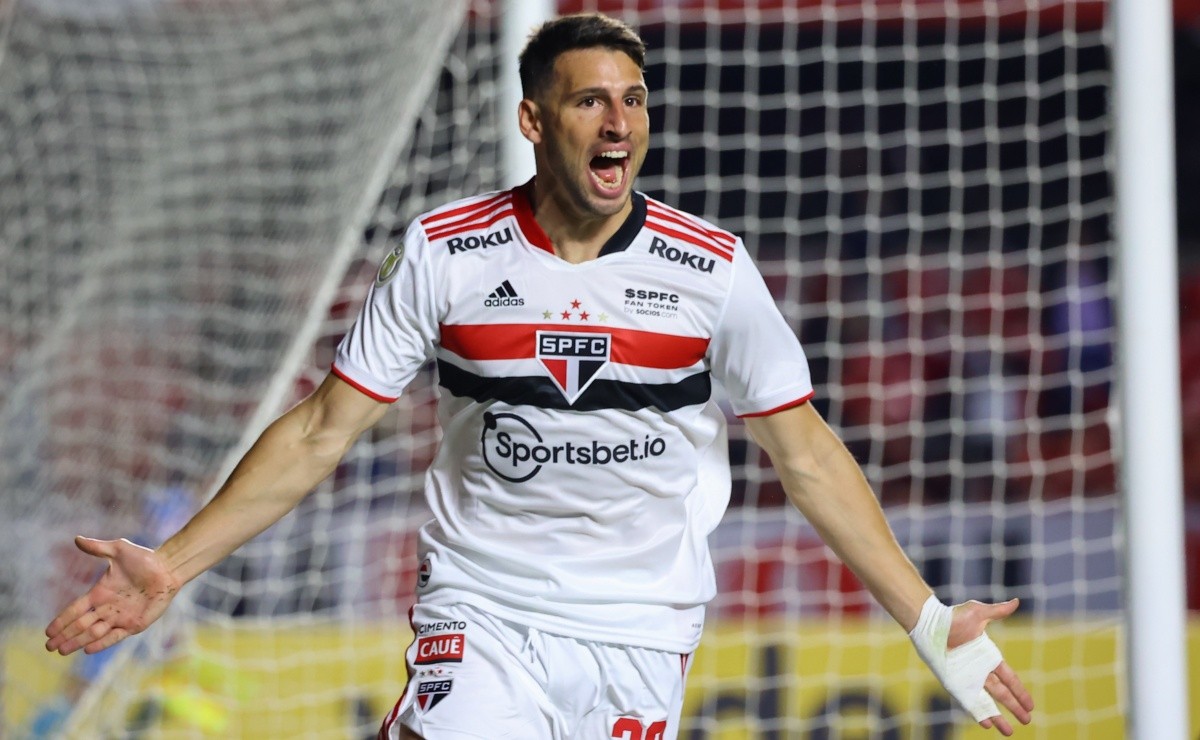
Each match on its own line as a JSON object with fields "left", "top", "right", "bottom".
{"left": 0, "top": 0, "right": 474, "bottom": 736}
{"left": 586, "top": 3, "right": 1118, "bottom": 738}
{"left": 0, "top": 0, "right": 1123, "bottom": 738}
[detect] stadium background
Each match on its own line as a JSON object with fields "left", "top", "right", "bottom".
{"left": 0, "top": 0, "right": 1197, "bottom": 737}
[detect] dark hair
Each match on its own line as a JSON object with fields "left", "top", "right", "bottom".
{"left": 518, "top": 13, "right": 646, "bottom": 100}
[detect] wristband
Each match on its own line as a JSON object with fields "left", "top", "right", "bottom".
{"left": 908, "top": 595, "right": 1003, "bottom": 722}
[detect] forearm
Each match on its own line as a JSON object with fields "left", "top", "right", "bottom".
{"left": 749, "top": 408, "right": 1034, "bottom": 731}
{"left": 156, "top": 413, "right": 340, "bottom": 585}
{"left": 156, "top": 377, "right": 382, "bottom": 586}
{"left": 777, "top": 440, "right": 931, "bottom": 630}
{"left": 746, "top": 404, "right": 931, "bottom": 630}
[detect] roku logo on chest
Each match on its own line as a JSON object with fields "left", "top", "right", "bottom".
{"left": 648, "top": 236, "right": 714, "bottom": 273}
{"left": 415, "top": 633, "right": 466, "bottom": 664}
{"left": 447, "top": 228, "right": 513, "bottom": 254}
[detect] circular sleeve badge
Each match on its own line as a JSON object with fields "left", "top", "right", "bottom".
{"left": 376, "top": 242, "right": 405, "bottom": 286}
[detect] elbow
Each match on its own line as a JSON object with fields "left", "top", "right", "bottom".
{"left": 279, "top": 401, "right": 356, "bottom": 473}
{"left": 771, "top": 453, "right": 824, "bottom": 506}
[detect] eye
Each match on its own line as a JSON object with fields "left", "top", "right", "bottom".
{"left": 625, "top": 96, "right": 642, "bottom": 107}
{"left": 580, "top": 96, "right": 598, "bottom": 108}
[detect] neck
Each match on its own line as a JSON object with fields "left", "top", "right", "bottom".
{"left": 530, "top": 178, "right": 632, "bottom": 264}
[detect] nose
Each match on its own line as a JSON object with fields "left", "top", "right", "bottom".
{"left": 602, "top": 102, "right": 628, "bottom": 140}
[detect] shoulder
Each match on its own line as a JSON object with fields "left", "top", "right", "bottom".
{"left": 634, "top": 195, "right": 741, "bottom": 278}
{"left": 415, "top": 189, "right": 516, "bottom": 248}
{"left": 642, "top": 196, "right": 740, "bottom": 257}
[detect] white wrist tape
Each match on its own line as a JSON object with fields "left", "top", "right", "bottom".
{"left": 908, "top": 595, "right": 1003, "bottom": 722}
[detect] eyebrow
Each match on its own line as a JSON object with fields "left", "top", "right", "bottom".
{"left": 568, "top": 84, "right": 649, "bottom": 98}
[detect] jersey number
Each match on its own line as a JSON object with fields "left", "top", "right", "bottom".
{"left": 611, "top": 717, "right": 667, "bottom": 740}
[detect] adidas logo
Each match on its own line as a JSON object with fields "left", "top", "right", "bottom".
{"left": 484, "top": 279, "right": 525, "bottom": 307}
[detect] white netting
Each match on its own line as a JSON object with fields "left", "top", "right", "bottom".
{"left": 0, "top": 0, "right": 474, "bottom": 736}
{"left": 570, "top": 3, "right": 1118, "bottom": 737}
{"left": 1, "top": 1, "right": 1124, "bottom": 738}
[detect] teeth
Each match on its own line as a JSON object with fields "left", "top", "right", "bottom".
{"left": 591, "top": 162, "right": 624, "bottom": 189}
{"left": 590, "top": 151, "right": 627, "bottom": 191}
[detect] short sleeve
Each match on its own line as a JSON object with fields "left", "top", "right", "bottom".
{"left": 708, "top": 245, "right": 814, "bottom": 417}
{"left": 333, "top": 221, "right": 440, "bottom": 402}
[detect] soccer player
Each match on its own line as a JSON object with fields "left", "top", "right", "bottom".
{"left": 45, "top": 13, "right": 1034, "bottom": 740}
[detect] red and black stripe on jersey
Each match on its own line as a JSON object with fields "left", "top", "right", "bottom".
{"left": 436, "top": 322, "right": 711, "bottom": 412}
{"left": 436, "top": 361, "right": 711, "bottom": 412}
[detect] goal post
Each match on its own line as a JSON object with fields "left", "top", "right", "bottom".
{"left": 1112, "top": 0, "right": 1189, "bottom": 736}
{"left": 499, "top": 0, "right": 554, "bottom": 187}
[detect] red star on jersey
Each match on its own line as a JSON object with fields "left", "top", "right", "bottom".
{"left": 560, "top": 310, "right": 572, "bottom": 320}
{"left": 579, "top": 311, "right": 590, "bottom": 321}
{"left": 570, "top": 299, "right": 581, "bottom": 309}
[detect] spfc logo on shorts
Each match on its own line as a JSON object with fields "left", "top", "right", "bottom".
{"left": 416, "top": 678, "right": 453, "bottom": 711}
{"left": 536, "top": 331, "right": 610, "bottom": 404}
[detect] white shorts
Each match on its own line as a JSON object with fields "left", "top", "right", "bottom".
{"left": 378, "top": 602, "right": 693, "bottom": 740}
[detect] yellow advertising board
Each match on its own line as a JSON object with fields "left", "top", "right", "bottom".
{"left": 679, "top": 620, "right": 1129, "bottom": 739}
{"left": 6, "top": 619, "right": 1199, "bottom": 738}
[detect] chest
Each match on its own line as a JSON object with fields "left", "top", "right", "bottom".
{"left": 439, "top": 248, "right": 724, "bottom": 340}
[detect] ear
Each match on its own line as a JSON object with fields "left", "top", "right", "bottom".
{"left": 518, "top": 98, "right": 542, "bottom": 145}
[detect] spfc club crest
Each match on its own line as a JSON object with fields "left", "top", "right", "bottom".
{"left": 416, "top": 678, "right": 454, "bottom": 711}
{"left": 536, "top": 331, "right": 611, "bottom": 404}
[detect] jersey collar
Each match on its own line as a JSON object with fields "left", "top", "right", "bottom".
{"left": 512, "top": 179, "right": 647, "bottom": 259}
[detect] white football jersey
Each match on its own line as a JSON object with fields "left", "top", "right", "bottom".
{"left": 334, "top": 182, "right": 813, "bottom": 652}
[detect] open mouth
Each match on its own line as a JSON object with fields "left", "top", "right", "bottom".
{"left": 588, "top": 150, "right": 628, "bottom": 194}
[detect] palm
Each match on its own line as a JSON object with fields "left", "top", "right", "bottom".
{"left": 947, "top": 600, "right": 998, "bottom": 649}
{"left": 44, "top": 537, "right": 180, "bottom": 656}
{"left": 947, "top": 599, "right": 1035, "bottom": 736}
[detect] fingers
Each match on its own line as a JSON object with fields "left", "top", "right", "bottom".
{"left": 46, "top": 536, "right": 118, "bottom": 647}
{"left": 963, "top": 598, "right": 1020, "bottom": 629}
{"left": 74, "top": 535, "right": 119, "bottom": 559}
{"left": 84, "top": 627, "right": 131, "bottom": 654}
{"left": 949, "top": 598, "right": 1021, "bottom": 649}
{"left": 976, "top": 662, "right": 1033, "bottom": 736}
{"left": 45, "top": 602, "right": 102, "bottom": 653}
{"left": 45, "top": 593, "right": 99, "bottom": 647}
{"left": 939, "top": 600, "right": 1031, "bottom": 736}
{"left": 52, "top": 620, "right": 130, "bottom": 656}
{"left": 982, "top": 598, "right": 1020, "bottom": 623}
{"left": 47, "top": 536, "right": 132, "bottom": 653}
{"left": 979, "top": 714, "right": 1014, "bottom": 736}
{"left": 985, "top": 673, "right": 1019, "bottom": 714}
{"left": 55, "top": 617, "right": 114, "bottom": 655}
{"left": 46, "top": 599, "right": 142, "bottom": 655}
{"left": 991, "top": 662, "right": 1035, "bottom": 721}
{"left": 46, "top": 536, "right": 165, "bottom": 657}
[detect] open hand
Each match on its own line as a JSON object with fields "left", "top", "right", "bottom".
{"left": 44, "top": 536, "right": 180, "bottom": 656}
{"left": 948, "top": 599, "right": 1035, "bottom": 735}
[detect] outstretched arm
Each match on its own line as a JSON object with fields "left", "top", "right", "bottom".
{"left": 44, "top": 372, "right": 389, "bottom": 656}
{"left": 743, "top": 402, "right": 1034, "bottom": 735}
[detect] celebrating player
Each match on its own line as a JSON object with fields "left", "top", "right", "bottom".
{"left": 45, "top": 13, "right": 1034, "bottom": 739}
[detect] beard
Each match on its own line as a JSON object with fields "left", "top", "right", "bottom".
{"left": 540, "top": 136, "right": 631, "bottom": 219}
